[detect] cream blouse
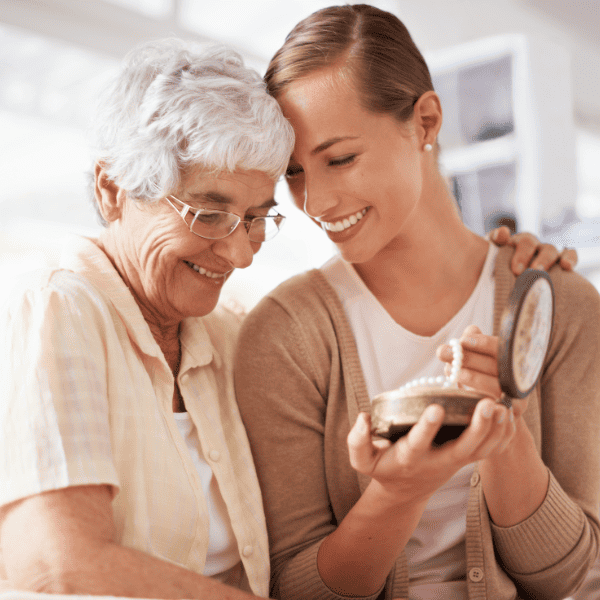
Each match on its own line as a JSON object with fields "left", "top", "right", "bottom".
{"left": 0, "top": 235, "right": 269, "bottom": 596}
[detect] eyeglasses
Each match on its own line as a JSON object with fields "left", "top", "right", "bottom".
{"left": 164, "top": 195, "right": 286, "bottom": 242}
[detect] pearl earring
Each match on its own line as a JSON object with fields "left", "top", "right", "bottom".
{"left": 424, "top": 143, "right": 433, "bottom": 152}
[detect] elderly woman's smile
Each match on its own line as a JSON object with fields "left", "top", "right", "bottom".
{"left": 99, "top": 167, "right": 277, "bottom": 324}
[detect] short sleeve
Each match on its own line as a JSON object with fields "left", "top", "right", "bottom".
{"left": 0, "top": 269, "right": 120, "bottom": 507}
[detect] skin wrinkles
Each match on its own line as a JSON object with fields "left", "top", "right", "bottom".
{"left": 185, "top": 191, "right": 278, "bottom": 213}
{"left": 96, "top": 167, "right": 275, "bottom": 350}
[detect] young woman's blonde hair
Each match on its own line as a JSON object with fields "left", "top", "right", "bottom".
{"left": 265, "top": 4, "right": 434, "bottom": 125}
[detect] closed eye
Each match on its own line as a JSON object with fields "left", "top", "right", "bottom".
{"left": 285, "top": 164, "right": 304, "bottom": 179}
{"left": 329, "top": 155, "right": 356, "bottom": 167}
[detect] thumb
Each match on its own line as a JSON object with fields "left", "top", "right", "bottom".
{"left": 347, "top": 412, "right": 379, "bottom": 474}
{"left": 461, "top": 324, "right": 482, "bottom": 339}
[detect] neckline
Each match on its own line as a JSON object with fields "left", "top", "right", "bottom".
{"left": 328, "top": 242, "right": 498, "bottom": 342}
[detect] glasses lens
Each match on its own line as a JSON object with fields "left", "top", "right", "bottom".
{"left": 190, "top": 210, "right": 239, "bottom": 239}
{"left": 248, "top": 214, "right": 285, "bottom": 242}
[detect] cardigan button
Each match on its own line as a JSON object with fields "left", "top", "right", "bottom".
{"left": 209, "top": 450, "right": 221, "bottom": 461}
{"left": 470, "top": 472, "right": 480, "bottom": 486}
{"left": 469, "top": 567, "right": 484, "bottom": 582}
{"left": 242, "top": 545, "right": 253, "bottom": 557}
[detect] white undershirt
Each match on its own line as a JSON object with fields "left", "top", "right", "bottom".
{"left": 173, "top": 412, "right": 241, "bottom": 580}
{"left": 321, "top": 243, "right": 497, "bottom": 599}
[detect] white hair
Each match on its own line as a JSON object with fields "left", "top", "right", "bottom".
{"left": 90, "top": 38, "right": 294, "bottom": 217}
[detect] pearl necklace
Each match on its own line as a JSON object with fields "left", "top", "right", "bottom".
{"left": 397, "top": 338, "right": 463, "bottom": 393}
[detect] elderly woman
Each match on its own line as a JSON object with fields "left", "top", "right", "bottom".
{"left": 0, "top": 39, "right": 293, "bottom": 599}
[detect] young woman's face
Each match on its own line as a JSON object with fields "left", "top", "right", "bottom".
{"left": 278, "top": 69, "right": 428, "bottom": 264}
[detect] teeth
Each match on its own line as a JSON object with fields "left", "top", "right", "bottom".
{"left": 323, "top": 209, "right": 368, "bottom": 232}
{"left": 185, "top": 261, "right": 226, "bottom": 279}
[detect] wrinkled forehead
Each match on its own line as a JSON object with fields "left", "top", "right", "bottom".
{"left": 180, "top": 167, "right": 277, "bottom": 210}
{"left": 212, "top": 170, "right": 276, "bottom": 190}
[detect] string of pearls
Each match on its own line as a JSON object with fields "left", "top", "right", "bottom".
{"left": 397, "top": 338, "right": 463, "bottom": 393}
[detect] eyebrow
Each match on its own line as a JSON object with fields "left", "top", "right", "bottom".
{"left": 311, "top": 136, "right": 359, "bottom": 155}
{"left": 187, "top": 191, "right": 277, "bottom": 210}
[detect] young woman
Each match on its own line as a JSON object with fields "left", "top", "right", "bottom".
{"left": 234, "top": 5, "right": 600, "bottom": 600}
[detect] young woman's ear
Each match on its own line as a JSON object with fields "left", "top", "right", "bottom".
{"left": 413, "top": 91, "right": 443, "bottom": 149}
{"left": 94, "top": 163, "right": 125, "bottom": 223}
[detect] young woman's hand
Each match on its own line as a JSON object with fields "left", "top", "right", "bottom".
{"left": 437, "top": 324, "right": 528, "bottom": 419}
{"left": 347, "top": 398, "right": 513, "bottom": 506}
{"left": 489, "top": 226, "right": 576, "bottom": 274}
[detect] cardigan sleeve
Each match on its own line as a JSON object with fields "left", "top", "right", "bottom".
{"left": 234, "top": 292, "right": 382, "bottom": 600}
{"left": 490, "top": 266, "right": 600, "bottom": 599}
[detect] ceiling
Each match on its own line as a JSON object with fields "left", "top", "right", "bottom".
{"left": 0, "top": 0, "right": 598, "bottom": 130}
{"left": 523, "top": 0, "right": 599, "bottom": 46}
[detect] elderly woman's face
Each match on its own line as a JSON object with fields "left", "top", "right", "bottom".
{"left": 117, "top": 167, "right": 276, "bottom": 321}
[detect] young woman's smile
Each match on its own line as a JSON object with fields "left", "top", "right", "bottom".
{"left": 317, "top": 207, "right": 370, "bottom": 239}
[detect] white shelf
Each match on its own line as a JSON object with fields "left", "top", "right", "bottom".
{"left": 439, "top": 136, "right": 517, "bottom": 174}
{"left": 426, "top": 34, "right": 577, "bottom": 237}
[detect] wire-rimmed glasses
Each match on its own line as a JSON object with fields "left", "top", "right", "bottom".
{"left": 164, "top": 195, "right": 286, "bottom": 243}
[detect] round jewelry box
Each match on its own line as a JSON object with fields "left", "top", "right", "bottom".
{"left": 371, "top": 269, "right": 555, "bottom": 446}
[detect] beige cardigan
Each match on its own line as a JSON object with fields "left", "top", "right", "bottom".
{"left": 235, "top": 247, "right": 600, "bottom": 600}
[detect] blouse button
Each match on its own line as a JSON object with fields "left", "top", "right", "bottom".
{"left": 209, "top": 450, "right": 221, "bottom": 462}
{"left": 242, "top": 545, "right": 253, "bottom": 557}
{"left": 469, "top": 567, "right": 484, "bottom": 582}
{"left": 470, "top": 472, "right": 480, "bottom": 487}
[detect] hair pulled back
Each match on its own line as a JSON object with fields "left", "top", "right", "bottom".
{"left": 265, "top": 4, "right": 433, "bottom": 124}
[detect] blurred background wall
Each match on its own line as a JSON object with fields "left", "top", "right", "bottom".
{"left": 1, "top": 0, "right": 599, "bottom": 308}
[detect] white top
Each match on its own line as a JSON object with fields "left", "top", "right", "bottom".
{"left": 0, "top": 235, "right": 268, "bottom": 596}
{"left": 321, "top": 243, "right": 498, "bottom": 599}
{"left": 173, "top": 412, "right": 240, "bottom": 578}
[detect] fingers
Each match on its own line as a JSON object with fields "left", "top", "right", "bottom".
{"left": 459, "top": 325, "right": 496, "bottom": 358}
{"left": 488, "top": 226, "right": 512, "bottom": 246}
{"left": 437, "top": 344, "right": 497, "bottom": 377}
{"left": 348, "top": 413, "right": 387, "bottom": 474}
{"left": 443, "top": 363, "right": 501, "bottom": 398}
{"left": 404, "top": 404, "right": 445, "bottom": 455}
{"left": 559, "top": 247, "right": 578, "bottom": 270}
{"left": 437, "top": 327, "right": 501, "bottom": 398}
{"left": 501, "top": 232, "right": 578, "bottom": 273}
{"left": 475, "top": 399, "right": 515, "bottom": 455}
{"left": 506, "top": 232, "right": 539, "bottom": 276}
{"left": 528, "top": 243, "right": 560, "bottom": 271}
{"left": 532, "top": 244, "right": 577, "bottom": 271}
{"left": 453, "top": 399, "right": 514, "bottom": 459}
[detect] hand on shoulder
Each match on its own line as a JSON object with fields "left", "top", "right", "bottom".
{"left": 489, "top": 226, "right": 577, "bottom": 274}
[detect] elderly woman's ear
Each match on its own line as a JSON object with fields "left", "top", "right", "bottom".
{"left": 94, "top": 163, "right": 125, "bottom": 223}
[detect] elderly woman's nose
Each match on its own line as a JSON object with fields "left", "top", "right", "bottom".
{"left": 213, "top": 224, "right": 255, "bottom": 269}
